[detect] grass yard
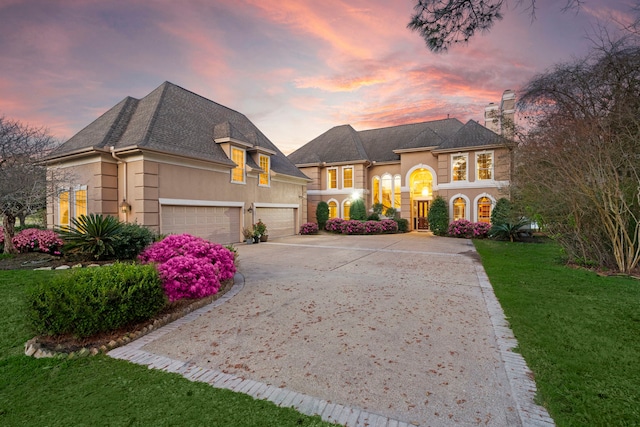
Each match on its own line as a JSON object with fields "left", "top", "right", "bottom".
{"left": 474, "top": 240, "right": 640, "bottom": 427}
{"left": 0, "top": 270, "right": 333, "bottom": 427}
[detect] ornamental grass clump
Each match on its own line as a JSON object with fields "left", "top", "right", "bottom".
{"left": 139, "top": 234, "right": 236, "bottom": 302}
{"left": 299, "top": 222, "right": 319, "bottom": 235}
{"left": 11, "top": 228, "right": 63, "bottom": 255}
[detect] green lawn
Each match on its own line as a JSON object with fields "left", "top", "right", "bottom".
{"left": 474, "top": 240, "right": 640, "bottom": 427}
{"left": 0, "top": 270, "right": 333, "bottom": 427}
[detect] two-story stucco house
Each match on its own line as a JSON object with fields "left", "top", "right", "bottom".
{"left": 288, "top": 91, "right": 515, "bottom": 231}
{"left": 44, "top": 82, "right": 309, "bottom": 243}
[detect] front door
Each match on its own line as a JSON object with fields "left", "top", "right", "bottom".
{"left": 415, "top": 200, "right": 429, "bottom": 230}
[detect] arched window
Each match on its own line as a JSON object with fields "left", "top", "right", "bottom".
{"left": 372, "top": 176, "right": 380, "bottom": 205}
{"left": 477, "top": 197, "right": 492, "bottom": 223}
{"left": 381, "top": 174, "right": 392, "bottom": 209}
{"left": 328, "top": 201, "right": 338, "bottom": 219}
{"left": 453, "top": 197, "right": 466, "bottom": 221}
{"left": 343, "top": 200, "right": 351, "bottom": 220}
{"left": 394, "top": 175, "right": 401, "bottom": 209}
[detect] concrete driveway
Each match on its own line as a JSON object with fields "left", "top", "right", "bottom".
{"left": 110, "top": 233, "right": 553, "bottom": 427}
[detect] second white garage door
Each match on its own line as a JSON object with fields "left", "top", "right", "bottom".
{"left": 254, "top": 207, "right": 296, "bottom": 239}
{"left": 161, "top": 205, "right": 241, "bottom": 244}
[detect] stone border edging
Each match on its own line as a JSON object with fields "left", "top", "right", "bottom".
{"left": 24, "top": 277, "right": 236, "bottom": 359}
{"left": 473, "top": 261, "right": 556, "bottom": 427}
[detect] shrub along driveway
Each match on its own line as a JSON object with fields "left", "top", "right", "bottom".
{"left": 118, "top": 233, "right": 548, "bottom": 426}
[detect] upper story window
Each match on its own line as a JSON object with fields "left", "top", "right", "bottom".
{"left": 342, "top": 166, "right": 353, "bottom": 188}
{"left": 231, "top": 147, "right": 246, "bottom": 183}
{"left": 452, "top": 154, "right": 468, "bottom": 181}
{"left": 259, "top": 154, "right": 270, "bottom": 186}
{"left": 477, "top": 152, "right": 493, "bottom": 180}
{"left": 327, "top": 168, "right": 337, "bottom": 189}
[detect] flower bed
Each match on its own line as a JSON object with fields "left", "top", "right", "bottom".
{"left": 299, "top": 222, "right": 319, "bottom": 235}
{"left": 139, "top": 234, "right": 236, "bottom": 302}
{"left": 1, "top": 227, "right": 63, "bottom": 255}
{"left": 447, "top": 219, "right": 491, "bottom": 239}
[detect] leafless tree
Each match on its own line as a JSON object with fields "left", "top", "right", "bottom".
{"left": 514, "top": 38, "right": 640, "bottom": 273}
{"left": 407, "top": 0, "right": 583, "bottom": 52}
{"left": 0, "top": 116, "right": 58, "bottom": 253}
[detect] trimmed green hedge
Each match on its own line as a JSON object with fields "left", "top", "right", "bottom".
{"left": 27, "top": 263, "right": 166, "bottom": 338}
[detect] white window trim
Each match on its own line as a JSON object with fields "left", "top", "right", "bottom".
{"left": 372, "top": 175, "right": 381, "bottom": 205}
{"left": 476, "top": 151, "right": 494, "bottom": 181}
{"left": 451, "top": 153, "right": 469, "bottom": 182}
{"left": 327, "top": 167, "right": 338, "bottom": 190}
{"left": 342, "top": 165, "right": 354, "bottom": 189}
{"left": 258, "top": 154, "right": 270, "bottom": 187}
{"left": 473, "top": 193, "right": 496, "bottom": 222}
{"left": 230, "top": 147, "right": 246, "bottom": 184}
{"left": 327, "top": 198, "right": 339, "bottom": 219}
{"left": 57, "top": 187, "right": 71, "bottom": 227}
{"left": 449, "top": 193, "right": 470, "bottom": 221}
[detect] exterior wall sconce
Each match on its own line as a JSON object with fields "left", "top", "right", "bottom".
{"left": 247, "top": 207, "right": 253, "bottom": 213}
{"left": 120, "top": 199, "right": 131, "bottom": 213}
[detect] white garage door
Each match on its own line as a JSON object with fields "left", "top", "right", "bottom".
{"left": 161, "top": 205, "right": 241, "bottom": 244}
{"left": 255, "top": 207, "right": 296, "bottom": 239}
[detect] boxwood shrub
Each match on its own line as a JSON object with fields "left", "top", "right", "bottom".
{"left": 27, "top": 263, "right": 166, "bottom": 338}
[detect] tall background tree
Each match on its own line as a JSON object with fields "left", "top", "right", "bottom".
{"left": 513, "top": 38, "right": 640, "bottom": 273}
{"left": 0, "top": 116, "right": 58, "bottom": 254}
{"left": 408, "top": 0, "right": 586, "bottom": 52}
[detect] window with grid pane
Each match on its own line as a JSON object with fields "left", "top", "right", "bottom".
{"left": 328, "top": 201, "right": 338, "bottom": 218}
{"left": 259, "top": 154, "right": 270, "bottom": 186}
{"left": 327, "top": 168, "right": 337, "bottom": 189}
{"left": 231, "top": 147, "right": 245, "bottom": 183}
{"left": 478, "top": 197, "right": 492, "bottom": 223}
{"left": 75, "top": 188, "right": 87, "bottom": 217}
{"left": 452, "top": 155, "right": 467, "bottom": 181}
{"left": 477, "top": 153, "right": 493, "bottom": 180}
{"left": 59, "top": 191, "right": 69, "bottom": 227}
{"left": 343, "top": 167, "right": 353, "bottom": 188}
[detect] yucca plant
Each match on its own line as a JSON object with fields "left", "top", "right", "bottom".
{"left": 489, "top": 219, "right": 529, "bottom": 242}
{"left": 57, "top": 214, "right": 123, "bottom": 260}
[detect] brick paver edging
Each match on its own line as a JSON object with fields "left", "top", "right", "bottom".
{"left": 108, "top": 272, "right": 415, "bottom": 427}
{"left": 474, "top": 262, "right": 556, "bottom": 427}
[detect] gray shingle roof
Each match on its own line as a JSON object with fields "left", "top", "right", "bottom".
{"left": 288, "top": 117, "right": 490, "bottom": 165}
{"left": 48, "top": 82, "right": 307, "bottom": 179}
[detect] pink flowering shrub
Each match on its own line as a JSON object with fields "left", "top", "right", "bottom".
{"left": 380, "top": 219, "right": 399, "bottom": 233}
{"left": 448, "top": 220, "right": 491, "bottom": 239}
{"left": 364, "top": 220, "right": 383, "bottom": 234}
{"left": 340, "top": 220, "right": 365, "bottom": 235}
{"left": 139, "top": 234, "right": 236, "bottom": 302}
{"left": 12, "top": 228, "right": 63, "bottom": 255}
{"left": 299, "top": 222, "right": 319, "bottom": 235}
{"left": 324, "top": 218, "right": 345, "bottom": 232}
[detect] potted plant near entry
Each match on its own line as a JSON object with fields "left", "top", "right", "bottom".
{"left": 242, "top": 227, "right": 254, "bottom": 244}
{"left": 255, "top": 219, "right": 268, "bottom": 242}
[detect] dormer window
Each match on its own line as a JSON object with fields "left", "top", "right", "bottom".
{"left": 231, "top": 147, "right": 246, "bottom": 183}
{"left": 259, "top": 154, "right": 270, "bottom": 186}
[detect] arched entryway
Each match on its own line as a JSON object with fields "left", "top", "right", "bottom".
{"left": 409, "top": 168, "right": 434, "bottom": 230}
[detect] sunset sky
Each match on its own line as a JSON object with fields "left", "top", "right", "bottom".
{"left": 0, "top": 0, "right": 635, "bottom": 154}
